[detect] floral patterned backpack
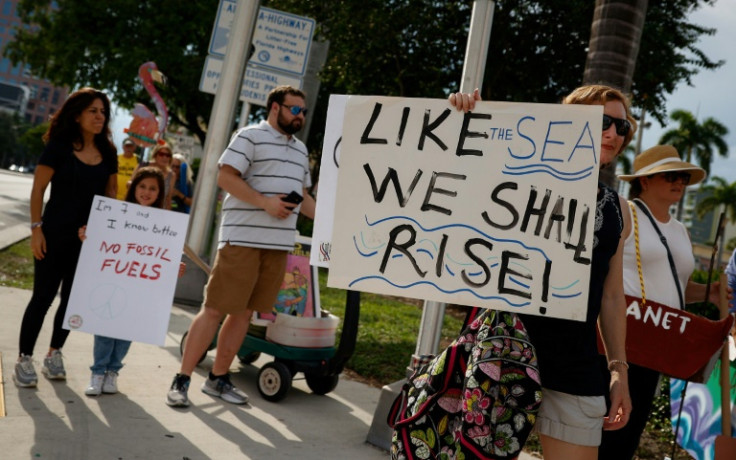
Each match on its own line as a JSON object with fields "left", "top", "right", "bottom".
{"left": 388, "top": 309, "right": 542, "bottom": 460}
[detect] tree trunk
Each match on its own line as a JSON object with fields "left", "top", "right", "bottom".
{"left": 676, "top": 145, "right": 694, "bottom": 219}
{"left": 583, "top": 0, "right": 649, "bottom": 187}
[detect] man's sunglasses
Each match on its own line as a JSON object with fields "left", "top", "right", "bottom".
{"left": 281, "top": 103, "right": 308, "bottom": 116}
{"left": 602, "top": 114, "right": 631, "bottom": 136}
{"left": 657, "top": 171, "right": 691, "bottom": 184}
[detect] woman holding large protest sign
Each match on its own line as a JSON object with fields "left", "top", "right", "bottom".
{"left": 448, "top": 85, "right": 635, "bottom": 460}
{"left": 599, "top": 145, "right": 730, "bottom": 460}
{"left": 14, "top": 88, "right": 118, "bottom": 389}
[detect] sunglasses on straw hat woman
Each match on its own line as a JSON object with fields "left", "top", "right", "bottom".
{"left": 598, "top": 145, "right": 731, "bottom": 460}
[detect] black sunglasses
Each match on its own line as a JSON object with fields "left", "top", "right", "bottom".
{"left": 657, "top": 171, "right": 691, "bottom": 184}
{"left": 602, "top": 114, "right": 631, "bottom": 136}
{"left": 281, "top": 103, "right": 308, "bottom": 117}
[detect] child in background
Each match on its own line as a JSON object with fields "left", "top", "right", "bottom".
{"left": 79, "top": 166, "right": 183, "bottom": 395}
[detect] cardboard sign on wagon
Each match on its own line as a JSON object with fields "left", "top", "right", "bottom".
{"left": 327, "top": 96, "right": 603, "bottom": 321}
{"left": 64, "top": 196, "right": 188, "bottom": 345}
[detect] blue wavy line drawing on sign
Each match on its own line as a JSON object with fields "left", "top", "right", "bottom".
{"left": 361, "top": 214, "right": 549, "bottom": 258}
{"left": 503, "top": 163, "right": 595, "bottom": 181}
{"left": 345, "top": 214, "right": 584, "bottom": 300}
{"left": 346, "top": 276, "right": 532, "bottom": 308}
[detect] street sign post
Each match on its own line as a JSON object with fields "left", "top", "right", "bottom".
{"left": 250, "top": 6, "right": 315, "bottom": 76}
{"left": 208, "top": 0, "right": 237, "bottom": 57}
{"left": 204, "top": 2, "right": 314, "bottom": 107}
{"left": 199, "top": 56, "right": 302, "bottom": 107}
{"left": 209, "top": 2, "right": 314, "bottom": 76}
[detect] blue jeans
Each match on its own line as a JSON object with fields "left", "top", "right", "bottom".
{"left": 90, "top": 335, "right": 131, "bottom": 374}
{"left": 729, "top": 274, "right": 736, "bottom": 314}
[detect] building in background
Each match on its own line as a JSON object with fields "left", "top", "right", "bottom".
{"left": 686, "top": 188, "right": 714, "bottom": 244}
{"left": 167, "top": 128, "right": 203, "bottom": 164}
{"left": 0, "top": 80, "right": 27, "bottom": 115}
{"left": 0, "top": 0, "right": 68, "bottom": 125}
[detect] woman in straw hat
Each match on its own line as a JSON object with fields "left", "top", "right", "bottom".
{"left": 599, "top": 144, "right": 729, "bottom": 459}
{"left": 448, "top": 85, "right": 635, "bottom": 460}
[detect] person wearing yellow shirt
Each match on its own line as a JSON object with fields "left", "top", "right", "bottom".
{"left": 116, "top": 138, "right": 139, "bottom": 200}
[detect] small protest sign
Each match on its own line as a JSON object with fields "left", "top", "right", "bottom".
{"left": 326, "top": 96, "right": 602, "bottom": 321}
{"left": 64, "top": 196, "right": 188, "bottom": 345}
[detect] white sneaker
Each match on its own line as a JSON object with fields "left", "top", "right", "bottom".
{"left": 85, "top": 374, "right": 104, "bottom": 396}
{"left": 102, "top": 371, "right": 118, "bottom": 394}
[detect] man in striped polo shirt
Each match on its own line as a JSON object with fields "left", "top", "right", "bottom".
{"left": 167, "top": 86, "right": 316, "bottom": 407}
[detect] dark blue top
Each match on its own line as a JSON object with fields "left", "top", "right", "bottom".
{"left": 172, "top": 162, "right": 193, "bottom": 214}
{"left": 520, "top": 183, "right": 623, "bottom": 396}
{"left": 39, "top": 139, "right": 117, "bottom": 240}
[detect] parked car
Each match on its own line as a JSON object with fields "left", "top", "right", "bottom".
{"left": 7, "top": 164, "right": 34, "bottom": 173}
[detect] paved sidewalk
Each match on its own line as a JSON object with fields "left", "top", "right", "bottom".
{"left": 0, "top": 285, "right": 388, "bottom": 459}
{"left": 0, "top": 283, "right": 540, "bottom": 459}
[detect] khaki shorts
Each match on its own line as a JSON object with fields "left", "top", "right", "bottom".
{"left": 535, "top": 388, "right": 606, "bottom": 447}
{"left": 203, "top": 244, "right": 287, "bottom": 315}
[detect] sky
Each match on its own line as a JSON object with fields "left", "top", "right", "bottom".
{"left": 110, "top": 106, "right": 134, "bottom": 152}
{"left": 641, "top": 0, "right": 736, "bottom": 183}
{"left": 110, "top": 0, "right": 736, "bottom": 181}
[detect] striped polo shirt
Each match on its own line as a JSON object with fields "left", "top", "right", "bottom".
{"left": 217, "top": 120, "right": 312, "bottom": 250}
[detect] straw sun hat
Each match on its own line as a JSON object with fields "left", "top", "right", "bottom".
{"left": 618, "top": 145, "right": 706, "bottom": 185}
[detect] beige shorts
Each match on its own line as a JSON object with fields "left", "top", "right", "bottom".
{"left": 535, "top": 388, "right": 606, "bottom": 447}
{"left": 203, "top": 244, "right": 287, "bottom": 315}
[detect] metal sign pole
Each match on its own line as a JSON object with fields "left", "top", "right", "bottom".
{"left": 187, "top": 0, "right": 259, "bottom": 255}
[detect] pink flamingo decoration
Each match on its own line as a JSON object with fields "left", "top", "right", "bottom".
{"left": 124, "top": 62, "right": 169, "bottom": 148}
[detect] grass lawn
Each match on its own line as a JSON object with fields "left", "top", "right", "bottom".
{"left": 316, "top": 267, "right": 466, "bottom": 386}
{"left": 0, "top": 239, "right": 34, "bottom": 289}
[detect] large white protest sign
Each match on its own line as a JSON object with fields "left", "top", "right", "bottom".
{"left": 64, "top": 196, "right": 188, "bottom": 345}
{"left": 327, "top": 96, "right": 602, "bottom": 321}
{"left": 310, "top": 94, "right": 347, "bottom": 268}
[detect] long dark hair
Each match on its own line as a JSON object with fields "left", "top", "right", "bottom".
{"left": 44, "top": 87, "right": 116, "bottom": 155}
{"left": 125, "top": 166, "right": 165, "bottom": 209}
{"left": 628, "top": 178, "right": 643, "bottom": 199}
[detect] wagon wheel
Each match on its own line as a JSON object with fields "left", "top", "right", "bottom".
{"left": 257, "top": 361, "right": 292, "bottom": 402}
{"left": 179, "top": 331, "right": 209, "bottom": 365}
{"left": 238, "top": 351, "right": 261, "bottom": 364}
{"left": 305, "top": 373, "right": 339, "bottom": 395}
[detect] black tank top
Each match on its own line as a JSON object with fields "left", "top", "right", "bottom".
{"left": 520, "top": 182, "right": 623, "bottom": 396}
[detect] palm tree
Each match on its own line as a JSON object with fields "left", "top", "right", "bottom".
{"left": 617, "top": 144, "right": 636, "bottom": 175}
{"left": 583, "top": 0, "right": 649, "bottom": 92}
{"left": 696, "top": 177, "right": 736, "bottom": 267}
{"left": 583, "top": 0, "right": 649, "bottom": 187}
{"left": 659, "top": 109, "right": 729, "bottom": 175}
{"left": 659, "top": 109, "right": 729, "bottom": 218}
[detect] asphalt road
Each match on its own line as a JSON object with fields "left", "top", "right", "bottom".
{"left": 0, "top": 169, "right": 34, "bottom": 249}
